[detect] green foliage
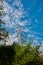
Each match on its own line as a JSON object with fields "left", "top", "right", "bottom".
{"left": 12, "top": 42, "right": 43, "bottom": 65}
{"left": 0, "top": 41, "right": 43, "bottom": 65}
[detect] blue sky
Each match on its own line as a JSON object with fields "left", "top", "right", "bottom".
{"left": 22, "top": 0, "right": 43, "bottom": 34}
{"left": 1, "top": 0, "right": 43, "bottom": 45}
{"left": 21, "top": 0, "right": 43, "bottom": 42}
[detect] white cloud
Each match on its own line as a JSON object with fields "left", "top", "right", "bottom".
{"left": 23, "top": 28, "right": 29, "bottom": 32}
{"left": 28, "top": 34, "right": 35, "bottom": 38}
{"left": 3, "top": 0, "right": 29, "bottom": 39}
{"left": 28, "top": 34, "right": 32, "bottom": 38}
{"left": 6, "top": 33, "right": 21, "bottom": 45}
{"left": 2, "top": 0, "right": 26, "bottom": 28}
{"left": 1, "top": 0, "right": 41, "bottom": 45}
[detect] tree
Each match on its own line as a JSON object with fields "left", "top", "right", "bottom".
{"left": 0, "top": 0, "right": 8, "bottom": 45}
{"left": 12, "top": 40, "right": 43, "bottom": 65}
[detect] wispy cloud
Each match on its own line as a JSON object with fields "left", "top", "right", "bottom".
{"left": 1, "top": 0, "right": 29, "bottom": 44}
{"left": 3, "top": 0, "right": 27, "bottom": 28}
{"left": 1, "top": 0, "right": 42, "bottom": 45}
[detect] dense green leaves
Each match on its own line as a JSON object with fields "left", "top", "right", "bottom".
{"left": 0, "top": 42, "right": 43, "bottom": 65}
{"left": 12, "top": 42, "right": 43, "bottom": 65}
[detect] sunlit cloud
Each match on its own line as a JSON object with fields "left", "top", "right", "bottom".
{"left": 1, "top": 0, "right": 29, "bottom": 44}
{"left": 0, "top": 0, "right": 43, "bottom": 45}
